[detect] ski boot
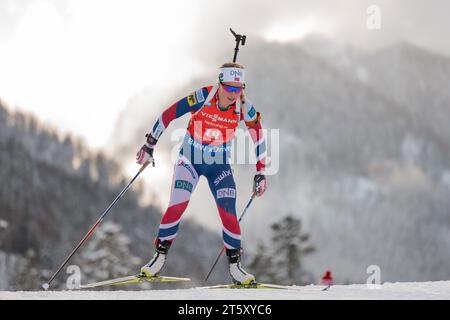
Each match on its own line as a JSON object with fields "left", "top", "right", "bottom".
{"left": 226, "top": 248, "right": 256, "bottom": 285}
{"left": 140, "top": 239, "right": 171, "bottom": 277}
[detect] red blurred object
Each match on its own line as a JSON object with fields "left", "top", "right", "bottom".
{"left": 321, "top": 270, "right": 334, "bottom": 286}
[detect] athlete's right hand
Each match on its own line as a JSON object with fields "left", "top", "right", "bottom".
{"left": 253, "top": 174, "right": 267, "bottom": 197}
{"left": 136, "top": 133, "right": 157, "bottom": 165}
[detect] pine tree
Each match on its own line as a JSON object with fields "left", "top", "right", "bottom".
{"left": 248, "top": 243, "right": 277, "bottom": 283}
{"left": 271, "top": 215, "right": 315, "bottom": 284}
{"left": 249, "top": 214, "right": 315, "bottom": 285}
{"left": 74, "top": 221, "right": 142, "bottom": 290}
{"left": 15, "top": 249, "right": 45, "bottom": 290}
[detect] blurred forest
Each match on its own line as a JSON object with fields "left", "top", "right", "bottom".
{"left": 110, "top": 36, "right": 450, "bottom": 284}
{"left": 2, "top": 35, "right": 450, "bottom": 289}
{"left": 250, "top": 215, "right": 315, "bottom": 285}
{"left": 0, "top": 100, "right": 227, "bottom": 290}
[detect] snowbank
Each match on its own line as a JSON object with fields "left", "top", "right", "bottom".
{"left": 1, "top": 281, "right": 450, "bottom": 300}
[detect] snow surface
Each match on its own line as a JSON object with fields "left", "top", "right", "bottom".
{"left": 1, "top": 281, "right": 450, "bottom": 300}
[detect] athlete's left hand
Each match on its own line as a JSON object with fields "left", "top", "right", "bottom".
{"left": 253, "top": 174, "right": 267, "bottom": 197}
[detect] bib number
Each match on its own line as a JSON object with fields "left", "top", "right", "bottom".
{"left": 204, "top": 128, "right": 222, "bottom": 141}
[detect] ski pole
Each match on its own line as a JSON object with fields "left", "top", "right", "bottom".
{"left": 43, "top": 161, "right": 152, "bottom": 290}
{"left": 204, "top": 191, "right": 257, "bottom": 283}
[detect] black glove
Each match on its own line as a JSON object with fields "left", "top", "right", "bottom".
{"left": 136, "top": 133, "right": 157, "bottom": 166}
{"left": 253, "top": 174, "right": 267, "bottom": 197}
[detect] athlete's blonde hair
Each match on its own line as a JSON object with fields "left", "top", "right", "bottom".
{"left": 220, "top": 62, "right": 245, "bottom": 69}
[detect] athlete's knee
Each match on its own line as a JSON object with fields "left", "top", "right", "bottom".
{"left": 217, "top": 199, "right": 236, "bottom": 215}
{"left": 161, "top": 201, "right": 189, "bottom": 224}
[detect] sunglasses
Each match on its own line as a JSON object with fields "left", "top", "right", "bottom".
{"left": 221, "top": 82, "right": 244, "bottom": 93}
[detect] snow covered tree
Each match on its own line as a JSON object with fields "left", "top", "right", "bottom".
{"left": 248, "top": 243, "right": 277, "bottom": 282}
{"left": 249, "top": 215, "right": 315, "bottom": 285}
{"left": 74, "top": 221, "right": 142, "bottom": 290}
{"left": 15, "top": 249, "right": 44, "bottom": 290}
{"left": 0, "top": 101, "right": 220, "bottom": 290}
{"left": 271, "top": 215, "right": 315, "bottom": 284}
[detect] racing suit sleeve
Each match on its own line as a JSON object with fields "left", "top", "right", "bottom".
{"left": 241, "top": 99, "right": 266, "bottom": 174}
{"left": 150, "top": 86, "right": 211, "bottom": 140}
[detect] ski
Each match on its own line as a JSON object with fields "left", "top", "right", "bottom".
{"left": 79, "top": 274, "right": 191, "bottom": 289}
{"left": 199, "top": 282, "right": 291, "bottom": 290}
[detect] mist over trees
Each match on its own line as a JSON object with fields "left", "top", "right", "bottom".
{"left": 109, "top": 36, "right": 450, "bottom": 284}
{"left": 243, "top": 38, "right": 450, "bottom": 283}
{"left": 249, "top": 215, "right": 315, "bottom": 285}
{"left": 2, "top": 35, "right": 450, "bottom": 289}
{"left": 0, "top": 100, "right": 225, "bottom": 290}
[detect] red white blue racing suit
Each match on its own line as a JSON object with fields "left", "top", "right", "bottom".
{"left": 150, "top": 86, "right": 266, "bottom": 250}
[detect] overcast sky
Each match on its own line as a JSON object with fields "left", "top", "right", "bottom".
{"left": 0, "top": 0, "right": 448, "bottom": 149}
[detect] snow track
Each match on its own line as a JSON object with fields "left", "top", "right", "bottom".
{"left": 1, "top": 281, "right": 450, "bottom": 300}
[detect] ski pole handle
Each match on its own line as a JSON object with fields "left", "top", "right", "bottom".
{"left": 139, "top": 160, "right": 152, "bottom": 172}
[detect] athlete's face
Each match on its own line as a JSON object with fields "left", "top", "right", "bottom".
{"left": 218, "top": 81, "right": 244, "bottom": 107}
